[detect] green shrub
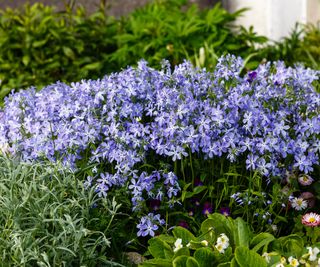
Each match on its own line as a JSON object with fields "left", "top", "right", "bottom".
{"left": 0, "top": 155, "right": 123, "bottom": 266}
{"left": 110, "top": 0, "right": 267, "bottom": 71}
{"left": 260, "top": 23, "right": 320, "bottom": 69}
{"left": 0, "top": 0, "right": 267, "bottom": 103}
{"left": 0, "top": 2, "right": 117, "bottom": 101}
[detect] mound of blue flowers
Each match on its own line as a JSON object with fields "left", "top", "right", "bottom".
{"left": 0, "top": 55, "right": 319, "bottom": 235}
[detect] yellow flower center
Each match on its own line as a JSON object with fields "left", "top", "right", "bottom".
{"left": 308, "top": 217, "right": 316, "bottom": 223}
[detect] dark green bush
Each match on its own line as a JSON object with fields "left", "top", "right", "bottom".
{"left": 0, "top": 3, "right": 117, "bottom": 101}
{"left": 109, "top": 0, "right": 267, "bottom": 70}
{"left": 0, "top": 0, "right": 267, "bottom": 103}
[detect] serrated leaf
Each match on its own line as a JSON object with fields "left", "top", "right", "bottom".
{"left": 234, "top": 247, "right": 267, "bottom": 267}
{"left": 173, "top": 227, "right": 196, "bottom": 245}
{"left": 194, "top": 248, "right": 216, "bottom": 267}
{"left": 233, "top": 217, "right": 251, "bottom": 248}
{"left": 148, "top": 237, "right": 173, "bottom": 259}
{"left": 140, "top": 258, "right": 172, "bottom": 267}
{"left": 250, "top": 233, "right": 275, "bottom": 253}
{"left": 186, "top": 257, "right": 200, "bottom": 267}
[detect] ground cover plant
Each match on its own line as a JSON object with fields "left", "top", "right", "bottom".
{"left": 0, "top": 155, "right": 125, "bottom": 266}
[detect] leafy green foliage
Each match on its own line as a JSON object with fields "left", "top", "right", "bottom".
{"left": 0, "top": 0, "right": 267, "bottom": 103}
{"left": 0, "top": 155, "right": 123, "bottom": 266}
{"left": 139, "top": 214, "right": 320, "bottom": 267}
{"left": 0, "top": 2, "right": 117, "bottom": 102}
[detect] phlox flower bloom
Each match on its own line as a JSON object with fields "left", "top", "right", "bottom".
{"left": 290, "top": 197, "right": 308, "bottom": 211}
{"left": 288, "top": 256, "right": 299, "bottom": 267}
{"left": 307, "top": 246, "right": 320, "bottom": 261}
{"left": 302, "top": 213, "right": 320, "bottom": 227}
{"left": 298, "top": 174, "right": 314, "bottom": 186}
{"left": 173, "top": 238, "right": 183, "bottom": 252}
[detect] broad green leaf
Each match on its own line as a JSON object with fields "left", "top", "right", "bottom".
{"left": 173, "top": 255, "right": 188, "bottom": 267}
{"left": 174, "top": 247, "right": 190, "bottom": 259}
{"left": 234, "top": 246, "right": 267, "bottom": 267}
{"left": 140, "top": 258, "right": 172, "bottom": 267}
{"left": 233, "top": 217, "right": 251, "bottom": 248}
{"left": 173, "top": 227, "right": 196, "bottom": 244}
{"left": 186, "top": 257, "right": 200, "bottom": 267}
{"left": 194, "top": 248, "right": 216, "bottom": 267}
{"left": 250, "top": 233, "right": 275, "bottom": 253}
{"left": 148, "top": 237, "right": 173, "bottom": 259}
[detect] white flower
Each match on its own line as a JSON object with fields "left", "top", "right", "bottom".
{"left": 275, "top": 264, "right": 285, "bottom": 267}
{"left": 215, "top": 243, "right": 225, "bottom": 254}
{"left": 216, "top": 233, "right": 229, "bottom": 250}
{"left": 173, "top": 238, "right": 183, "bottom": 252}
{"left": 262, "top": 252, "right": 271, "bottom": 263}
{"left": 288, "top": 256, "right": 299, "bottom": 267}
{"left": 307, "top": 246, "right": 320, "bottom": 261}
{"left": 290, "top": 197, "right": 308, "bottom": 211}
{"left": 298, "top": 174, "right": 314, "bottom": 186}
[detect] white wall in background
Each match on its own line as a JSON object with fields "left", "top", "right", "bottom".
{"left": 222, "top": 0, "right": 320, "bottom": 41}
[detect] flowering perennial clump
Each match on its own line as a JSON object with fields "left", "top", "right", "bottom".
{"left": 0, "top": 55, "right": 319, "bottom": 234}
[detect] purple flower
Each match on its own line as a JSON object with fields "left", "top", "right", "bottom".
{"left": 220, "top": 207, "right": 231, "bottom": 217}
{"left": 202, "top": 202, "right": 213, "bottom": 216}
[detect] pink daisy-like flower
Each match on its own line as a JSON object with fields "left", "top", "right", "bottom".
{"left": 302, "top": 212, "right": 320, "bottom": 227}
{"left": 298, "top": 174, "right": 314, "bottom": 186}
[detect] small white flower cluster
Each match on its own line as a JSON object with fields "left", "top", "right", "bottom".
{"left": 263, "top": 246, "right": 320, "bottom": 267}
{"left": 214, "top": 233, "right": 229, "bottom": 254}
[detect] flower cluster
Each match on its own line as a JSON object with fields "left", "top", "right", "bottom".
{"left": 215, "top": 233, "right": 230, "bottom": 254}
{"left": 0, "top": 55, "right": 319, "bottom": 235}
{"left": 137, "top": 213, "right": 165, "bottom": 237}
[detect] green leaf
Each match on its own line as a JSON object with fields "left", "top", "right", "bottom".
{"left": 234, "top": 247, "right": 267, "bottom": 267}
{"left": 194, "top": 248, "right": 216, "bottom": 267}
{"left": 32, "top": 39, "right": 48, "bottom": 48}
{"left": 140, "top": 258, "right": 172, "bottom": 267}
{"left": 174, "top": 247, "right": 190, "bottom": 258}
{"left": 217, "top": 263, "right": 231, "bottom": 267}
{"left": 173, "top": 227, "right": 196, "bottom": 244}
{"left": 62, "top": 46, "right": 75, "bottom": 60}
{"left": 82, "top": 62, "right": 102, "bottom": 71}
{"left": 173, "top": 255, "right": 188, "bottom": 267}
{"left": 186, "top": 257, "right": 200, "bottom": 267}
{"left": 233, "top": 217, "right": 251, "bottom": 248}
{"left": 250, "top": 233, "right": 275, "bottom": 253}
{"left": 22, "top": 55, "right": 30, "bottom": 66}
{"left": 148, "top": 237, "right": 173, "bottom": 259}
{"left": 193, "top": 186, "right": 206, "bottom": 195}
{"left": 204, "top": 213, "right": 233, "bottom": 241}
